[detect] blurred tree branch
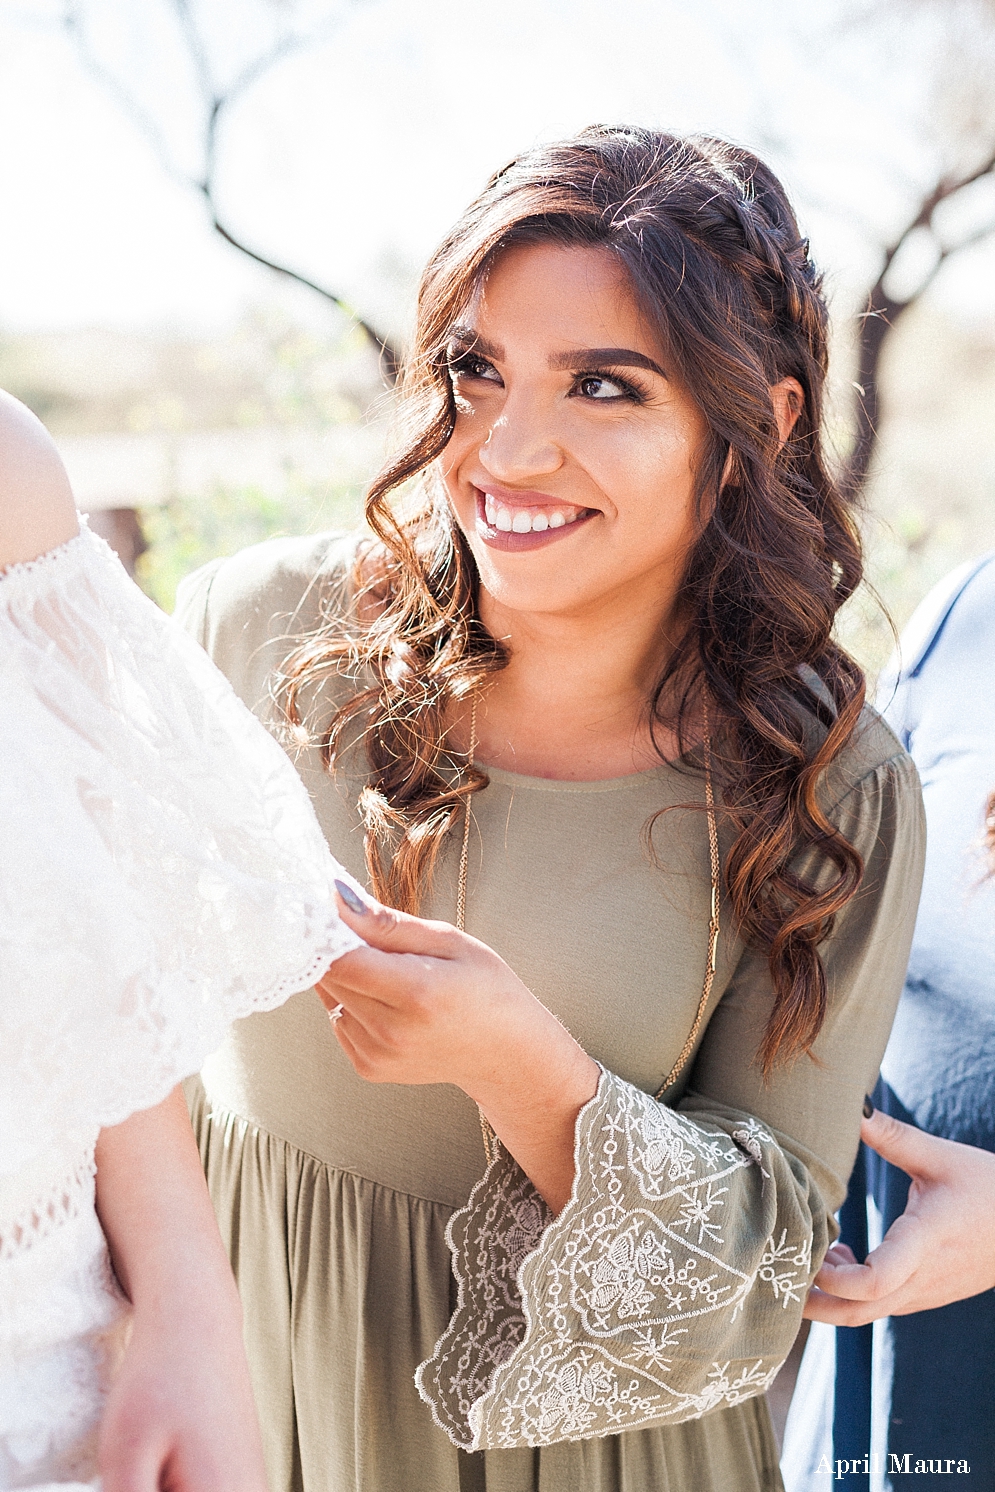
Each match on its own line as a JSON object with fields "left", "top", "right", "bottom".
{"left": 849, "top": 148, "right": 995, "bottom": 492}
{"left": 63, "top": 0, "right": 401, "bottom": 381}
{"left": 847, "top": 0, "right": 995, "bottom": 491}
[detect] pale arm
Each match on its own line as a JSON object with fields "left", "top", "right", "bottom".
{"left": 94, "top": 1087, "right": 269, "bottom": 1492}
{"left": 0, "top": 389, "right": 78, "bottom": 566}
{"left": 804, "top": 1106, "right": 995, "bottom": 1325}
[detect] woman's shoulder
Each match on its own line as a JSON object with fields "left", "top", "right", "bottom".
{"left": 797, "top": 681, "right": 918, "bottom": 822}
{"left": 174, "top": 528, "right": 363, "bottom": 654}
{"left": 0, "top": 391, "right": 78, "bottom": 568}
{"left": 875, "top": 552, "right": 995, "bottom": 748}
{"left": 174, "top": 529, "right": 365, "bottom": 716}
{"left": 884, "top": 552, "right": 995, "bottom": 689}
{"left": 794, "top": 695, "right": 923, "bottom": 883}
{"left": 840, "top": 703, "right": 913, "bottom": 792}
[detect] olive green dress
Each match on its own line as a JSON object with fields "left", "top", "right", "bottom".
{"left": 175, "top": 532, "right": 925, "bottom": 1492}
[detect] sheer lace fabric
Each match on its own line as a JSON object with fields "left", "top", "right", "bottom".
{"left": 0, "top": 1165, "right": 127, "bottom": 1491}
{"left": 0, "top": 524, "right": 361, "bottom": 1250}
{"left": 0, "top": 525, "right": 362, "bottom": 1486}
{"left": 417, "top": 1070, "right": 816, "bottom": 1450}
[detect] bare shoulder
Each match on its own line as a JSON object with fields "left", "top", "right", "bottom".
{"left": 0, "top": 390, "right": 78, "bottom": 568}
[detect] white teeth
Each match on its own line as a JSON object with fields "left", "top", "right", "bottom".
{"left": 481, "top": 492, "right": 584, "bottom": 534}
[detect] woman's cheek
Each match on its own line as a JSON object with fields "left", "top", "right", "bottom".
{"left": 584, "top": 429, "right": 698, "bottom": 535}
{"left": 442, "top": 405, "right": 488, "bottom": 480}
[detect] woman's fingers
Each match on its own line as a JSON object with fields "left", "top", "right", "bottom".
{"left": 324, "top": 977, "right": 448, "bottom": 1084}
{"left": 317, "top": 943, "right": 446, "bottom": 1015}
{"left": 821, "top": 1241, "right": 858, "bottom": 1268}
{"left": 326, "top": 1004, "right": 379, "bottom": 1077}
{"left": 803, "top": 1284, "right": 905, "bottom": 1328}
{"left": 804, "top": 1213, "right": 926, "bottom": 1322}
{"left": 320, "top": 881, "right": 496, "bottom": 1014}
{"left": 814, "top": 1214, "right": 924, "bottom": 1302}
{"left": 859, "top": 1107, "right": 947, "bottom": 1178}
{"left": 333, "top": 879, "right": 463, "bottom": 958}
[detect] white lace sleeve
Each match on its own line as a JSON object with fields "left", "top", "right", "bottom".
{"left": 0, "top": 525, "right": 362, "bottom": 1248}
{"left": 416, "top": 1069, "right": 817, "bottom": 1450}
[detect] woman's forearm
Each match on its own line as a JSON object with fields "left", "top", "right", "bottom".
{"left": 94, "top": 1087, "right": 269, "bottom": 1492}
{"left": 95, "top": 1086, "right": 240, "bottom": 1319}
{"left": 471, "top": 1021, "right": 600, "bottom": 1212}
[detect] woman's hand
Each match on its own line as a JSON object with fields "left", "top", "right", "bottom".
{"left": 98, "top": 1287, "right": 266, "bottom": 1492}
{"left": 803, "top": 1106, "right": 995, "bottom": 1326}
{"left": 95, "top": 1089, "right": 269, "bottom": 1492}
{"left": 317, "top": 882, "right": 600, "bottom": 1211}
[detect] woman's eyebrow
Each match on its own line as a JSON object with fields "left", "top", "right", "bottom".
{"left": 447, "top": 327, "right": 502, "bottom": 359}
{"left": 548, "top": 347, "right": 667, "bottom": 377}
{"left": 446, "top": 332, "right": 666, "bottom": 379}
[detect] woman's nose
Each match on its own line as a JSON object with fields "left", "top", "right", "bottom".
{"left": 477, "top": 397, "right": 563, "bottom": 483}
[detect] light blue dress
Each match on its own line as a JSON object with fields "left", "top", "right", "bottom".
{"left": 782, "top": 553, "right": 995, "bottom": 1491}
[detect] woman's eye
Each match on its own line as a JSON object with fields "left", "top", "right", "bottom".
{"left": 575, "top": 373, "right": 634, "bottom": 401}
{"left": 450, "top": 355, "right": 501, "bottom": 384}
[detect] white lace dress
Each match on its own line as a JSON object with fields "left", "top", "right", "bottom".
{"left": 0, "top": 525, "right": 362, "bottom": 1491}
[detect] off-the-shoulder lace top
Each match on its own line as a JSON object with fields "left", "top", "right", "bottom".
{"left": 0, "top": 524, "right": 362, "bottom": 1262}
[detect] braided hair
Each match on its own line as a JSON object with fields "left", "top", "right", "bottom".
{"left": 283, "top": 127, "right": 866, "bottom": 1074}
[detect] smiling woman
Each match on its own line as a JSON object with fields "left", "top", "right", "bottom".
{"left": 443, "top": 252, "right": 709, "bottom": 575}
{"left": 176, "top": 127, "right": 925, "bottom": 1492}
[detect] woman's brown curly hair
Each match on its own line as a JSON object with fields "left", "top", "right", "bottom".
{"left": 283, "top": 126, "right": 867, "bottom": 1074}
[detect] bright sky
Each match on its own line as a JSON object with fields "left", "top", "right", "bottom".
{"left": 1, "top": 0, "right": 993, "bottom": 337}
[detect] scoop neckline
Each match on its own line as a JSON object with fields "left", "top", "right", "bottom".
{"left": 475, "top": 757, "right": 688, "bottom": 792}
{"left": 334, "top": 532, "right": 702, "bottom": 794}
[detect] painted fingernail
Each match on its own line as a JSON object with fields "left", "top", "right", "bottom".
{"left": 335, "top": 879, "right": 369, "bottom": 915}
{"left": 862, "top": 1095, "right": 874, "bottom": 1119}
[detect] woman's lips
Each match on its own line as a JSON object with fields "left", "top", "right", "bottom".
{"left": 472, "top": 488, "right": 597, "bottom": 550}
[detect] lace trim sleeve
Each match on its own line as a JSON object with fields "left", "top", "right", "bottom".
{"left": 0, "top": 525, "right": 362, "bottom": 1231}
{"left": 416, "top": 1069, "right": 816, "bottom": 1450}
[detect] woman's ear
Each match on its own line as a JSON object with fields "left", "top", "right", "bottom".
{"left": 771, "top": 377, "right": 804, "bottom": 448}
{"left": 719, "top": 376, "right": 805, "bottom": 490}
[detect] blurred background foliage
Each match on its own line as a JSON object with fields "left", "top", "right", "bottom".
{"left": 0, "top": 301, "right": 389, "bottom": 608}
{"left": 137, "top": 479, "right": 365, "bottom": 613}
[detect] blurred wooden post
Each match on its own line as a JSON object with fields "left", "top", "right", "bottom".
{"left": 87, "top": 507, "right": 149, "bottom": 577}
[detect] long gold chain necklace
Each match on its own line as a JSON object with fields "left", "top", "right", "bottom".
{"left": 455, "top": 699, "right": 721, "bottom": 1166}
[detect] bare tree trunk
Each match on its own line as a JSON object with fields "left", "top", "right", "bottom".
{"left": 845, "top": 284, "right": 910, "bottom": 494}
{"left": 844, "top": 144, "right": 995, "bottom": 494}
{"left": 209, "top": 219, "right": 401, "bottom": 383}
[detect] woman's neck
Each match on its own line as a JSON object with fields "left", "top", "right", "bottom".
{"left": 470, "top": 589, "right": 685, "bottom": 781}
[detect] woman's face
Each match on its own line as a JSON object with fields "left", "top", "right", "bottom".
{"left": 440, "top": 241, "right": 710, "bottom": 628}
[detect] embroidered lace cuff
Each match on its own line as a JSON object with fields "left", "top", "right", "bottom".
{"left": 417, "top": 1069, "right": 816, "bottom": 1450}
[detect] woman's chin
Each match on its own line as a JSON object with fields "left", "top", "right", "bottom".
{"left": 471, "top": 556, "right": 617, "bottom": 624}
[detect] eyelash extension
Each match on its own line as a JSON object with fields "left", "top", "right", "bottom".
{"left": 446, "top": 352, "right": 649, "bottom": 405}
{"left": 573, "top": 369, "right": 649, "bottom": 404}
{"left": 446, "top": 350, "right": 493, "bottom": 378}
